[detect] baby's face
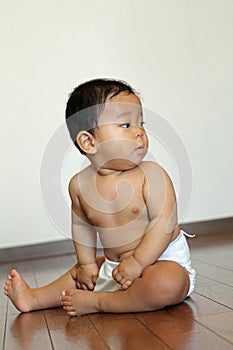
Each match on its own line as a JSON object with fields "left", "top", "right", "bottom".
{"left": 92, "top": 92, "right": 148, "bottom": 171}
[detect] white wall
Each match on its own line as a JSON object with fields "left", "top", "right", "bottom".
{"left": 0, "top": 0, "right": 232, "bottom": 248}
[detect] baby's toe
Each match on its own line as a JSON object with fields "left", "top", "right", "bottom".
{"left": 61, "top": 289, "right": 74, "bottom": 296}
{"left": 63, "top": 305, "right": 74, "bottom": 312}
{"left": 61, "top": 294, "right": 71, "bottom": 301}
{"left": 67, "top": 311, "right": 78, "bottom": 317}
{"left": 61, "top": 299, "right": 72, "bottom": 306}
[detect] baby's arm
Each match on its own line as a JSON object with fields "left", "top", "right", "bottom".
{"left": 72, "top": 223, "right": 98, "bottom": 291}
{"left": 69, "top": 176, "right": 98, "bottom": 291}
{"left": 113, "top": 162, "right": 178, "bottom": 289}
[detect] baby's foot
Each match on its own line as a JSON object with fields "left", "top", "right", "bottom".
{"left": 60, "top": 289, "right": 99, "bottom": 316}
{"left": 4, "top": 269, "right": 37, "bottom": 312}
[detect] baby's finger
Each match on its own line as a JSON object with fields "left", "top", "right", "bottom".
{"left": 118, "top": 276, "right": 128, "bottom": 285}
{"left": 86, "top": 281, "right": 95, "bottom": 291}
{"left": 121, "top": 280, "right": 132, "bottom": 290}
{"left": 76, "top": 281, "right": 81, "bottom": 289}
{"left": 112, "top": 267, "right": 118, "bottom": 278}
{"left": 114, "top": 273, "right": 123, "bottom": 283}
{"left": 92, "top": 274, "right": 98, "bottom": 285}
{"left": 81, "top": 283, "right": 88, "bottom": 290}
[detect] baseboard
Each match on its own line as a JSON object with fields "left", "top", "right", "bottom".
{"left": 180, "top": 216, "right": 233, "bottom": 236}
{"left": 0, "top": 239, "right": 75, "bottom": 264}
{"left": 1, "top": 217, "right": 232, "bottom": 264}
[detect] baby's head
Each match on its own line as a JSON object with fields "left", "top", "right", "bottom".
{"left": 65, "top": 78, "right": 138, "bottom": 154}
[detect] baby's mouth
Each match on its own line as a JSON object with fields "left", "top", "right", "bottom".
{"left": 136, "top": 144, "right": 145, "bottom": 154}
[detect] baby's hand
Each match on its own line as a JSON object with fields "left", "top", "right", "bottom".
{"left": 76, "top": 263, "right": 99, "bottom": 291}
{"left": 112, "top": 255, "right": 143, "bottom": 290}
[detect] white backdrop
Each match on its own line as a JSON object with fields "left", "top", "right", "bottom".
{"left": 1, "top": 0, "right": 232, "bottom": 248}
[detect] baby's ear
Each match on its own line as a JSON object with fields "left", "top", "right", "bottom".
{"left": 76, "top": 131, "right": 97, "bottom": 155}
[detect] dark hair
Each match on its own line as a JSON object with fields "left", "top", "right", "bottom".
{"left": 65, "top": 78, "right": 137, "bottom": 153}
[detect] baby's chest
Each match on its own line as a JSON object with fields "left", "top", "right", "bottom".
{"left": 81, "top": 186, "right": 147, "bottom": 228}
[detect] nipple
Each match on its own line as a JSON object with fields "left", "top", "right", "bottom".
{"left": 132, "top": 207, "right": 139, "bottom": 214}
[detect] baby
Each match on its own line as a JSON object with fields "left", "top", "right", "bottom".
{"left": 4, "top": 78, "right": 196, "bottom": 315}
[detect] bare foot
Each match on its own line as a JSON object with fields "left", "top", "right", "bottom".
{"left": 4, "top": 269, "right": 37, "bottom": 312}
{"left": 60, "top": 289, "right": 100, "bottom": 316}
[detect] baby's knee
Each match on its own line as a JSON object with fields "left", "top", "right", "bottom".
{"left": 143, "top": 273, "right": 171, "bottom": 298}
{"left": 142, "top": 263, "right": 189, "bottom": 305}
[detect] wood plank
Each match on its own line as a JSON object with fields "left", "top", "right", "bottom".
{"left": 1, "top": 263, "right": 13, "bottom": 346}
{"left": 45, "top": 309, "right": 107, "bottom": 349}
{"left": 89, "top": 313, "right": 169, "bottom": 349}
{"left": 136, "top": 307, "right": 233, "bottom": 350}
{"left": 175, "top": 295, "right": 233, "bottom": 345}
{"left": 196, "top": 312, "right": 233, "bottom": 344}
{"left": 192, "top": 260, "right": 233, "bottom": 285}
{"left": 32, "top": 255, "right": 75, "bottom": 287}
{"left": 191, "top": 249, "right": 233, "bottom": 270}
{"left": 195, "top": 280, "right": 233, "bottom": 309}
{"left": 0, "top": 306, "right": 7, "bottom": 350}
{"left": 4, "top": 311, "right": 53, "bottom": 350}
{"left": 176, "top": 292, "right": 233, "bottom": 317}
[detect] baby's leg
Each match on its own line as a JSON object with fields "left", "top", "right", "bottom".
{"left": 61, "top": 260, "right": 190, "bottom": 316}
{"left": 4, "top": 256, "right": 105, "bottom": 313}
{"left": 4, "top": 266, "right": 77, "bottom": 312}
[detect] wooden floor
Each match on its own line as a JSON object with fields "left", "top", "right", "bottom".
{"left": 0, "top": 231, "right": 233, "bottom": 349}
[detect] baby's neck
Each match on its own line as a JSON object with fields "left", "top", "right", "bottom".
{"left": 97, "top": 167, "right": 124, "bottom": 176}
{"left": 91, "top": 160, "right": 141, "bottom": 177}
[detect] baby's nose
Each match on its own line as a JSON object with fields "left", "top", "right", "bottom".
{"left": 135, "top": 125, "right": 145, "bottom": 138}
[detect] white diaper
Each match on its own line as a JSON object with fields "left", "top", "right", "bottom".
{"left": 94, "top": 230, "right": 196, "bottom": 297}
{"left": 157, "top": 230, "right": 196, "bottom": 297}
{"left": 94, "top": 258, "right": 120, "bottom": 292}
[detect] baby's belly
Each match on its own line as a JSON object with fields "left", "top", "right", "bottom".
{"left": 97, "top": 205, "right": 149, "bottom": 250}
{"left": 100, "top": 224, "right": 181, "bottom": 262}
{"left": 97, "top": 214, "right": 148, "bottom": 253}
{"left": 103, "top": 238, "right": 142, "bottom": 262}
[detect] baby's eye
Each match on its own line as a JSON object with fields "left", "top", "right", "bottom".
{"left": 120, "top": 123, "right": 131, "bottom": 128}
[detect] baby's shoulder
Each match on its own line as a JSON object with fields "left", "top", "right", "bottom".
{"left": 68, "top": 166, "right": 92, "bottom": 196}
{"left": 140, "top": 160, "right": 164, "bottom": 173}
{"left": 140, "top": 161, "right": 171, "bottom": 184}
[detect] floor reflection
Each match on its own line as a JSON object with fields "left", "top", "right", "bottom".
{"left": 8, "top": 302, "right": 196, "bottom": 349}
